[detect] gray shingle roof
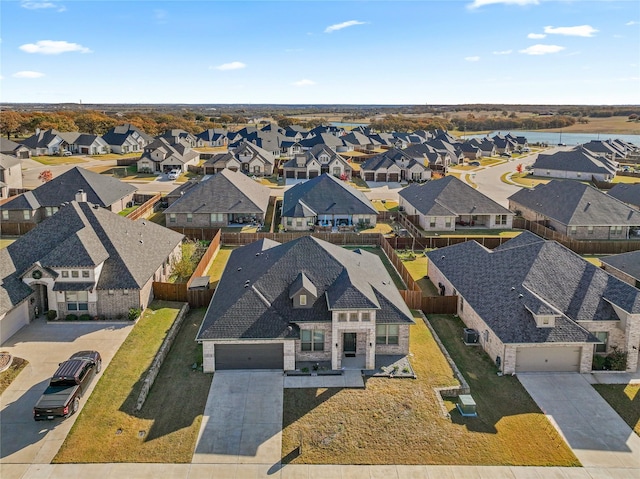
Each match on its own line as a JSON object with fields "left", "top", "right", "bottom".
{"left": 399, "top": 175, "right": 513, "bottom": 216}
{"left": 532, "top": 147, "right": 617, "bottom": 175}
{"left": 0, "top": 166, "right": 137, "bottom": 211}
{"left": 164, "top": 169, "right": 271, "bottom": 215}
{"left": 197, "top": 236, "right": 414, "bottom": 340}
{"left": 600, "top": 250, "right": 640, "bottom": 282}
{"left": 0, "top": 201, "right": 184, "bottom": 315}
{"left": 607, "top": 183, "right": 640, "bottom": 209}
{"left": 282, "top": 174, "right": 377, "bottom": 218}
{"left": 427, "top": 232, "right": 640, "bottom": 345}
{"left": 508, "top": 179, "right": 640, "bottom": 226}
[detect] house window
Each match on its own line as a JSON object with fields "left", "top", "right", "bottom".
{"left": 430, "top": 217, "right": 436, "bottom": 228}
{"left": 376, "top": 324, "right": 399, "bottom": 345}
{"left": 338, "top": 312, "right": 347, "bottom": 322}
{"left": 594, "top": 332, "right": 608, "bottom": 353}
{"left": 23, "top": 210, "right": 31, "bottom": 220}
{"left": 65, "top": 291, "right": 89, "bottom": 311}
{"left": 108, "top": 290, "right": 114, "bottom": 295}
{"left": 187, "top": 213, "right": 193, "bottom": 223}
{"left": 349, "top": 312, "right": 358, "bottom": 322}
{"left": 169, "top": 213, "right": 176, "bottom": 223}
{"left": 45, "top": 207, "right": 53, "bottom": 217}
{"left": 1, "top": 210, "right": 7, "bottom": 220}
{"left": 495, "top": 215, "right": 508, "bottom": 225}
{"left": 445, "top": 218, "right": 452, "bottom": 228}
{"left": 82, "top": 271, "right": 90, "bottom": 278}
{"left": 301, "top": 329, "right": 324, "bottom": 351}
{"left": 333, "top": 167, "right": 341, "bottom": 177}
{"left": 570, "top": 226, "right": 577, "bottom": 235}
{"left": 296, "top": 219, "right": 302, "bottom": 227}
{"left": 546, "top": 170, "right": 550, "bottom": 176}
{"left": 588, "top": 226, "right": 594, "bottom": 235}
{"left": 576, "top": 172, "right": 581, "bottom": 178}
{"left": 361, "top": 312, "right": 370, "bottom": 322}
{"left": 610, "top": 226, "right": 622, "bottom": 235}
{"left": 61, "top": 271, "right": 69, "bottom": 278}
{"left": 210, "top": 213, "right": 224, "bottom": 223}
{"left": 253, "top": 165, "right": 261, "bottom": 173}
{"left": 299, "top": 294, "right": 307, "bottom": 306}
{"left": 71, "top": 271, "right": 79, "bottom": 278}
{"left": 123, "top": 289, "right": 129, "bottom": 295}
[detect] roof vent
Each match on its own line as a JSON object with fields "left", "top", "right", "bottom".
{"left": 518, "top": 294, "right": 523, "bottom": 298}
{"left": 511, "top": 287, "right": 515, "bottom": 291}
{"left": 441, "top": 255, "right": 445, "bottom": 259}
{"left": 237, "top": 267, "right": 242, "bottom": 271}
{"left": 139, "top": 240, "right": 143, "bottom": 244}
{"left": 244, "top": 283, "right": 249, "bottom": 288}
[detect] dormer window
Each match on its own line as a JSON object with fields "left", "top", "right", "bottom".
{"left": 299, "top": 294, "right": 307, "bottom": 306}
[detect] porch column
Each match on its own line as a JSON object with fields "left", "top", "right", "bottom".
{"left": 366, "top": 329, "right": 376, "bottom": 370}
{"left": 332, "top": 329, "right": 341, "bottom": 370}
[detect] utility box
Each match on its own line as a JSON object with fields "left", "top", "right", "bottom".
{"left": 456, "top": 394, "right": 477, "bottom": 417}
{"left": 463, "top": 328, "right": 479, "bottom": 344}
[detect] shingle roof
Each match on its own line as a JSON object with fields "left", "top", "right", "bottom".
{"left": 399, "top": 175, "right": 513, "bottom": 216}
{"left": 164, "top": 169, "right": 271, "bottom": 215}
{"left": 532, "top": 147, "right": 617, "bottom": 175}
{"left": 197, "top": 236, "right": 414, "bottom": 340}
{"left": 607, "top": 183, "right": 640, "bottom": 209}
{"left": 427, "top": 232, "right": 640, "bottom": 345}
{"left": 0, "top": 166, "right": 137, "bottom": 211}
{"left": 0, "top": 202, "right": 184, "bottom": 315}
{"left": 102, "top": 124, "right": 153, "bottom": 146}
{"left": 282, "top": 173, "right": 377, "bottom": 218}
{"left": 508, "top": 179, "right": 640, "bottom": 226}
{"left": 600, "top": 250, "right": 640, "bottom": 282}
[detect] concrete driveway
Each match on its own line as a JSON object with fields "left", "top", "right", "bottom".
{"left": 0, "top": 317, "right": 133, "bottom": 464}
{"left": 518, "top": 373, "right": 640, "bottom": 469}
{"left": 193, "top": 370, "right": 283, "bottom": 466}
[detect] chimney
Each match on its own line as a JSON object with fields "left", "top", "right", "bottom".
{"left": 75, "top": 189, "right": 87, "bottom": 203}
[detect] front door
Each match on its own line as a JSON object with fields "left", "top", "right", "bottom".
{"left": 343, "top": 333, "right": 356, "bottom": 357}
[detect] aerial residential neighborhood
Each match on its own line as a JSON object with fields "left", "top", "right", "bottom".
{"left": 1, "top": 1, "right": 639, "bottom": 479}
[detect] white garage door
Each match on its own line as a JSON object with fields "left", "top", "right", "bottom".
{"left": 0, "top": 304, "right": 30, "bottom": 344}
{"left": 515, "top": 346, "right": 581, "bottom": 372}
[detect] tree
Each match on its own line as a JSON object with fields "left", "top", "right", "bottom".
{"left": 516, "top": 164, "right": 524, "bottom": 174}
{"left": 38, "top": 170, "right": 53, "bottom": 183}
{"left": 0, "top": 111, "right": 22, "bottom": 139}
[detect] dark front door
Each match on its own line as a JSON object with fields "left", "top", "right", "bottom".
{"left": 343, "top": 333, "right": 356, "bottom": 356}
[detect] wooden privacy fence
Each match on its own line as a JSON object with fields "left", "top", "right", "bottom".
{"left": 168, "top": 226, "right": 221, "bottom": 240}
{"left": 127, "top": 193, "right": 162, "bottom": 221}
{"left": 116, "top": 157, "right": 141, "bottom": 166}
{"left": 380, "top": 235, "right": 421, "bottom": 292}
{"left": 151, "top": 282, "right": 214, "bottom": 308}
{"left": 0, "top": 222, "right": 37, "bottom": 236}
{"left": 221, "top": 231, "right": 382, "bottom": 246}
{"left": 187, "top": 229, "right": 221, "bottom": 289}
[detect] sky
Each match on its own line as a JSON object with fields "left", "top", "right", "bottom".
{"left": 1, "top": 0, "right": 639, "bottom": 105}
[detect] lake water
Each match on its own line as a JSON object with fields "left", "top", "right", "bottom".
{"left": 464, "top": 130, "right": 640, "bottom": 146}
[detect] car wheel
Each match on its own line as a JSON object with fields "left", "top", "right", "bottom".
{"left": 96, "top": 360, "right": 102, "bottom": 373}
{"left": 72, "top": 397, "right": 80, "bottom": 416}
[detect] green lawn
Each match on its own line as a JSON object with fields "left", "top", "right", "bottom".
{"left": 205, "top": 246, "right": 235, "bottom": 288}
{"left": 509, "top": 173, "right": 551, "bottom": 188}
{"left": 89, "top": 153, "right": 141, "bottom": 160}
{"left": 398, "top": 254, "right": 440, "bottom": 296}
{"left": 593, "top": 384, "right": 640, "bottom": 437}
{"left": 281, "top": 313, "right": 578, "bottom": 465}
{"left": 0, "top": 357, "right": 28, "bottom": 396}
{"left": 371, "top": 200, "right": 399, "bottom": 212}
{"left": 54, "top": 303, "right": 213, "bottom": 463}
{"left": 118, "top": 205, "right": 139, "bottom": 216}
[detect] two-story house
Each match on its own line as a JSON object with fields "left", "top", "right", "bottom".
{"left": 282, "top": 144, "right": 352, "bottom": 183}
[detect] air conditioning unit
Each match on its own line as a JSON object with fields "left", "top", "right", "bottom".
{"left": 463, "top": 328, "right": 479, "bottom": 344}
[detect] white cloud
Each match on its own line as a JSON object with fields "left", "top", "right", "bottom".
{"left": 543, "top": 25, "right": 598, "bottom": 37}
{"left": 292, "top": 79, "right": 316, "bottom": 87}
{"left": 519, "top": 44, "right": 565, "bottom": 55}
{"left": 492, "top": 49, "right": 512, "bottom": 55}
{"left": 19, "top": 40, "right": 91, "bottom": 54}
{"left": 213, "top": 61, "right": 246, "bottom": 71}
{"left": 625, "top": 21, "right": 639, "bottom": 26}
{"left": 21, "top": 1, "right": 66, "bottom": 12}
{"left": 324, "top": 20, "right": 366, "bottom": 33}
{"left": 465, "top": 56, "right": 481, "bottom": 62}
{"left": 468, "top": 0, "right": 539, "bottom": 9}
{"left": 528, "top": 33, "right": 546, "bottom": 39}
{"left": 13, "top": 71, "right": 45, "bottom": 78}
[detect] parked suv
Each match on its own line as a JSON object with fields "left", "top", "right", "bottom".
{"left": 167, "top": 169, "right": 180, "bottom": 180}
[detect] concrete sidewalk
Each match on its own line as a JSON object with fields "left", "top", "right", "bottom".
{"left": 284, "top": 370, "right": 364, "bottom": 389}
{"left": 2, "top": 463, "right": 639, "bottom": 479}
{"left": 519, "top": 373, "right": 640, "bottom": 469}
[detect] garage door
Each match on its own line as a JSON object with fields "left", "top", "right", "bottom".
{"left": 0, "top": 305, "right": 30, "bottom": 344}
{"left": 215, "top": 343, "right": 283, "bottom": 370}
{"left": 515, "top": 346, "right": 581, "bottom": 372}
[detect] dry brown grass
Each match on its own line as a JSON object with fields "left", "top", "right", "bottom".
{"left": 281, "top": 314, "right": 579, "bottom": 466}
{"left": 0, "top": 357, "right": 28, "bottom": 395}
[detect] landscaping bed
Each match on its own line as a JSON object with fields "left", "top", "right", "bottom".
{"left": 54, "top": 303, "right": 212, "bottom": 463}
{"left": 592, "top": 384, "right": 640, "bottom": 437}
{"left": 0, "top": 356, "right": 28, "bottom": 395}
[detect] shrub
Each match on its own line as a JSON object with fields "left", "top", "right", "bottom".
{"left": 79, "top": 314, "right": 92, "bottom": 321}
{"left": 605, "top": 347, "right": 627, "bottom": 371}
{"left": 115, "top": 313, "right": 124, "bottom": 320}
{"left": 128, "top": 307, "right": 141, "bottom": 321}
{"left": 592, "top": 355, "right": 607, "bottom": 370}
{"left": 66, "top": 314, "right": 78, "bottom": 321}
{"left": 46, "top": 310, "right": 57, "bottom": 321}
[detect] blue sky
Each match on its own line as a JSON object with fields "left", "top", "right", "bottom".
{"left": 1, "top": 0, "right": 639, "bottom": 104}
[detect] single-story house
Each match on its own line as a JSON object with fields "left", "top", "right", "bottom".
{"left": 0, "top": 138, "right": 31, "bottom": 159}
{"left": 600, "top": 251, "right": 640, "bottom": 289}
{"left": 164, "top": 169, "right": 271, "bottom": 228}
{"left": 102, "top": 124, "right": 152, "bottom": 154}
{"left": 508, "top": 179, "right": 640, "bottom": 240}
{"left": 0, "top": 154, "right": 23, "bottom": 199}
{"left": 531, "top": 147, "right": 618, "bottom": 182}
{"left": 21, "top": 129, "right": 69, "bottom": 156}
{"left": 282, "top": 173, "right": 378, "bottom": 231}
{"left": 398, "top": 175, "right": 514, "bottom": 231}
{"left": 607, "top": 183, "right": 640, "bottom": 211}
{"left": 282, "top": 144, "right": 352, "bottom": 182}
{"left": 360, "top": 148, "right": 431, "bottom": 183}
{"left": 0, "top": 194, "right": 184, "bottom": 343}
{"left": 0, "top": 166, "right": 137, "bottom": 232}
{"left": 196, "top": 235, "right": 415, "bottom": 372}
{"left": 137, "top": 137, "right": 200, "bottom": 173}
{"left": 202, "top": 141, "right": 274, "bottom": 176}
{"left": 427, "top": 231, "right": 640, "bottom": 374}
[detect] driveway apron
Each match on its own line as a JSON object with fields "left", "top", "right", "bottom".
{"left": 518, "top": 373, "right": 640, "bottom": 469}
{"left": 193, "top": 370, "right": 283, "bottom": 465}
